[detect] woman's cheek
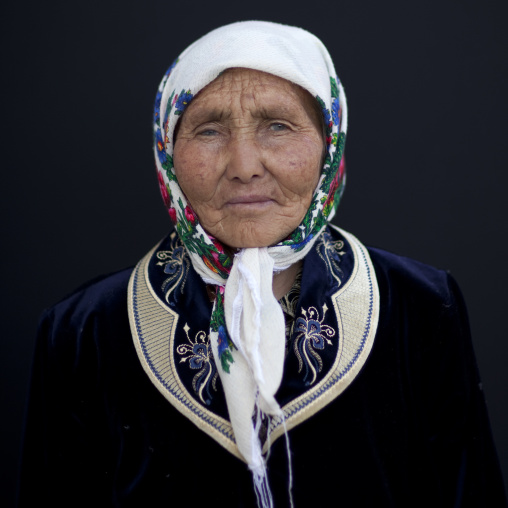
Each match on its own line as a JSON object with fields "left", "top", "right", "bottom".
{"left": 175, "top": 144, "right": 222, "bottom": 201}
{"left": 270, "top": 140, "right": 321, "bottom": 189}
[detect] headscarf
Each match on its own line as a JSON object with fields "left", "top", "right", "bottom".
{"left": 153, "top": 20, "right": 347, "bottom": 507}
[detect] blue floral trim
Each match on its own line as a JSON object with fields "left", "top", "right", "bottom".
{"left": 293, "top": 305, "right": 335, "bottom": 386}
{"left": 177, "top": 323, "right": 218, "bottom": 406}
{"left": 316, "top": 230, "right": 345, "bottom": 285}
{"left": 155, "top": 234, "right": 190, "bottom": 307}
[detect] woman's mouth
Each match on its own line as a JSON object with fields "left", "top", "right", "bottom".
{"left": 225, "top": 195, "right": 275, "bottom": 207}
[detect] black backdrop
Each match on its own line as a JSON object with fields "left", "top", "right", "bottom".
{"left": 2, "top": 0, "right": 507, "bottom": 505}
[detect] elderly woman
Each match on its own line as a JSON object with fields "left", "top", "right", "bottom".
{"left": 19, "top": 21, "right": 505, "bottom": 508}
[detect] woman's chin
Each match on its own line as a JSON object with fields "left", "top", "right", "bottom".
{"left": 209, "top": 223, "right": 293, "bottom": 250}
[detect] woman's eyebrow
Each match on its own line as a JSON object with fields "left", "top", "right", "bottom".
{"left": 186, "top": 108, "right": 231, "bottom": 125}
{"left": 184, "top": 101, "right": 301, "bottom": 125}
{"left": 253, "top": 97, "right": 303, "bottom": 118}
{"left": 257, "top": 105, "right": 296, "bottom": 118}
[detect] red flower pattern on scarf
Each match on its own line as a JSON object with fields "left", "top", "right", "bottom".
{"left": 158, "top": 171, "right": 171, "bottom": 208}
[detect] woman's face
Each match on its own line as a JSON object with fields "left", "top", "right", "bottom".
{"left": 173, "top": 68, "right": 324, "bottom": 249}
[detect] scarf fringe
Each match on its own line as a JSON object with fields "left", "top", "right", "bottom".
{"left": 250, "top": 409, "right": 295, "bottom": 508}
{"left": 252, "top": 467, "right": 274, "bottom": 508}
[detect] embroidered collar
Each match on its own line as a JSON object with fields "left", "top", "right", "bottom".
{"left": 128, "top": 225, "right": 379, "bottom": 460}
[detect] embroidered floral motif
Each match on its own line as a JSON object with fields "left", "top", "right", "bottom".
{"left": 293, "top": 304, "right": 335, "bottom": 386}
{"left": 317, "top": 230, "right": 345, "bottom": 285}
{"left": 156, "top": 234, "right": 189, "bottom": 307}
{"left": 177, "top": 324, "right": 218, "bottom": 405}
{"left": 278, "top": 268, "right": 302, "bottom": 353}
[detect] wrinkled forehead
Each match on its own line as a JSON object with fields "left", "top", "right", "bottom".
{"left": 186, "top": 68, "right": 319, "bottom": 112}
{"left": 177, "top": 68, "right": 324, "bottom": 129}
{"left": 196, "top": 67, "right": 299, "bottom": 95}
{"left": 159, "top": 21, "right": 336, "bottom": 128}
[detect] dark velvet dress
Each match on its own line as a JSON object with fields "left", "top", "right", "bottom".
{"left": 19, "top": 227, "right": 506, "bottom": 507}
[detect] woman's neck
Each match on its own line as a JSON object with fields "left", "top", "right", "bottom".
{"left": 272, "top": 261, "right": 302, "bottom": 300}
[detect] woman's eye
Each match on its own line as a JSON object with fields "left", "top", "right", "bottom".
{"left": 198, "top": 129, "right": 218, "bottom": 136}
{"left": 269, "top": 123, "right": 288, "bottom": 132}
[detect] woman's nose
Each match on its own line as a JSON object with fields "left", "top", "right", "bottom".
{"left": 225, "top": 137, "right": 265, "bottom": 183}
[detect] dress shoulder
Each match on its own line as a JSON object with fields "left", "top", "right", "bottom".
{"left": 44, "top": 267, "right": 133, "bottom": 320}
{"left": 366, "top": 245, "right": 464, "bottom": 313}
{"left": 33, "top": 267, "right": 135, "bottom": 385}
{"left": 368, "top": 245, "right": 449, "bottom": 288}
{"left": 39, "top": 267, "right": 131, "bottom": 338}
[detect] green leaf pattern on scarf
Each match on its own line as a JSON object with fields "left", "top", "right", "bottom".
{"left": 282, "top": 77, "right": 345, "bottom": 252}
{"left": 210, "top": 288, "right": 236, "bottom": 373}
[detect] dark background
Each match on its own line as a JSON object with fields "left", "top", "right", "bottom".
{"left": 2, "top": 0, "right": 507, "bottom": 505}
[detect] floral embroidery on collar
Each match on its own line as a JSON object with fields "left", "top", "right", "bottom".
{"left": 155, "top": 233, "right": 190, "bottom": 307}
{"left": 292, "top": 304, "right": 336, "bottom": 386}
{"left": 176, "top": 323, "right": 218, "bottom": 406}
{"left": 317, "top": 229, "right": 346, "bottom": 285}
{"left": 279, "top": 268, "right": 302, "bottom": 354}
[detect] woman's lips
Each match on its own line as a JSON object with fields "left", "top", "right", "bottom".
{"left": 225, "top": 195, "right": 275, "bottom": 207}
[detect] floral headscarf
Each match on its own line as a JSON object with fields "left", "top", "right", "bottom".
{"left": 153, "top": 21, "right": 347, "bottom": 507}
